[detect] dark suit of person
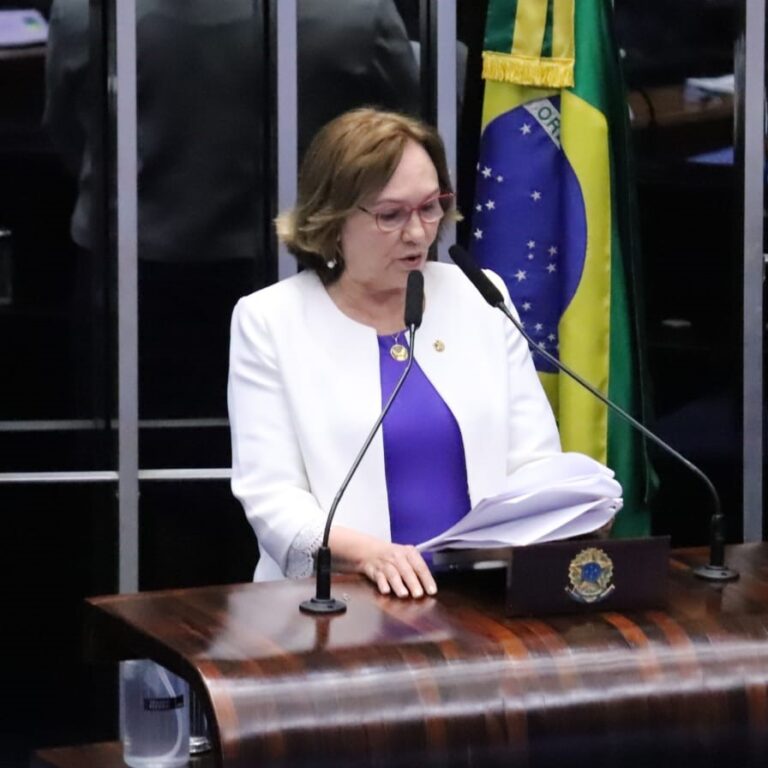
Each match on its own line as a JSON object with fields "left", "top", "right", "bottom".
{"left": 44, "top": 0, "right": 419, "bottom": 417}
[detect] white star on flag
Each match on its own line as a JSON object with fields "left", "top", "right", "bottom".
{"left": 548, "top": 334, "right": 556, "bottom": 342}
{"left": 496, "top": 175, "right": 504, "bottom": 183}
{"left": 531, "top": 190, "right": 542, "bottom": 201}
{"left": 522, "top": 302, "right": 532, "bottom": 311}
{"left": 475, "top": 204, "right": 482, "bottom": 212}
{"left": 482, "top": 166, "right": 492, "bottom": 178}
{"left": 548, "top": 245, "right": 558, "bottom": 256}
{"left": 538, "top": 341, "right": 547, "bottom": 350}
{"left": 514, "top": 269, "right": 527, "bottom": 282}
{"left": 473, "top": 229, "right": 483, "bottom": 240}
{"left": 527, "top": 253, "right": 534, "bottom": 260}
{"left": 520, "top": 123, "right": 532, "bottom": 135}
{"left": 527, "top": 240, "right": 535, "bottom": 248}
{"left": 546, "top": 263, "right": 557, "bottom": 273}
{"left": 534, "top": 323, "right": 543, "bottom": 332}
{"left": 485, "top": 200, "right": 495, "bottom": 210}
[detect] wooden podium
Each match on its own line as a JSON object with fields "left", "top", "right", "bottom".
{"left": 40, "top": 544, "right": 768, "bottom": 768}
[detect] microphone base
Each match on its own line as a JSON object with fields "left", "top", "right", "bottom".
{"left": 692, "top": 563, "right": 740, "bottom": 582}
{"left": 299, "top": 596, "right": 348, "bottom": 615}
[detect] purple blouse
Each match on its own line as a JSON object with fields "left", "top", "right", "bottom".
{"left": 378, "top": 333, "right": 471, "bottom": 548}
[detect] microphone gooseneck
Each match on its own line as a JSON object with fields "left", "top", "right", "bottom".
{"left": 448, "top": 244, "right": 738, "bottom": 583}
{"left": 301, "top": 270, "right": 426, "bottom": 615}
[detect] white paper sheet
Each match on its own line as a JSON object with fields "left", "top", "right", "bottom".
{"left": 685, "top": 74, "right": 734, "bottom": 95}
{"left": 417, "top": 453, "right": 623, "bottom": 552}
{"left": 0, "top": 10, "right": 48, "bottom": 48}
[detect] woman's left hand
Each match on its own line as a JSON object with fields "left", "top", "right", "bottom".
{"left": 328, "top": 526, "right": 437, "bottom": 598}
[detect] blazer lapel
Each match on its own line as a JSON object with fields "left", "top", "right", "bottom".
{"left": 297, "top": 274, "right": 392, "bottom": 539}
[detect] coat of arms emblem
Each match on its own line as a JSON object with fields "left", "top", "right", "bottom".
{"left": 566, "top": 547, "right": 615, "bottom": 604}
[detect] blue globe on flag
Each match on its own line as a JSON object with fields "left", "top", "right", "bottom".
{"left": 470, "top": 96, "right": 587, "bottom": 374}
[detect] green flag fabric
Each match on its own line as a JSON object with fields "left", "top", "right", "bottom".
{"left": 471, "top": 0, "right": 653, "bottom": 536}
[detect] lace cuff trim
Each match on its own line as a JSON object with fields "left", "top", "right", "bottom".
{"left": 285, "top": 519, "right": 324, "bottom": 579}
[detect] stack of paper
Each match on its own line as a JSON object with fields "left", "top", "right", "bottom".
{"left": 417, "top": 453, "right": 622, "bottom": 552}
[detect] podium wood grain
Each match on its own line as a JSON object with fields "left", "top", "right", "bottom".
{"left": 83, "top": 544, "right": 768, "bottom": 768}
{"left": 32, "top": 742, "right": 215, "bottom": 768}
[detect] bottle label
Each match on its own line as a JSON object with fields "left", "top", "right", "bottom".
{"left": 143, "top": 695, "right": 185, "bottom": 712}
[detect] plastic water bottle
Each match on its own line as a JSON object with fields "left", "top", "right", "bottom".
{"left": 120, "top": 660, "right": 190, "bottom": 768}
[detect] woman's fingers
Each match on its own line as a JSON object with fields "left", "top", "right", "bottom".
{"left": 365, "top": 546, "right": 436, "bottom": 598}
{"left": 381, "top": 561, "right": 410, "bottom": 598}
{"left": 375, "top": 569, "right": 391, "bottom": 596}
{"left": 405, "top": 546, "right": 438, "bottom": 595}
{"left": 392, "top": 558, "right": 423, "bottom": 598}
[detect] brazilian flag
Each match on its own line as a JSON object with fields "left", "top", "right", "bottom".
{"left": 471, "top": 0, "right": 654, "bottom": 536}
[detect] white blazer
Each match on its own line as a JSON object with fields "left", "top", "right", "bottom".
{"left": 228, "top": 261, "right": 561, "bottom": 581}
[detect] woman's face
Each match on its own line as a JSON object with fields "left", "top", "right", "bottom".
{"left": 338, "top": 139, "right": 441, "bottom": 295}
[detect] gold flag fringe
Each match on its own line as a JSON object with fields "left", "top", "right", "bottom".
{"left": 482, "top": 50, "right": 574, "bottom": 88}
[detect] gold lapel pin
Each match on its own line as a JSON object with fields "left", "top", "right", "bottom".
{"left": 433, "top": 340, "right": 445, "bottom": 352}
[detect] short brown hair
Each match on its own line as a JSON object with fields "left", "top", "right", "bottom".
{"left": 276, "top": 108, "right": 457, "bottom": 284}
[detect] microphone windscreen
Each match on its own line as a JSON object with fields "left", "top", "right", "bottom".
{"left": 448, "top": 244, "right": 505, "bottom": 307}
{"left": 404, "top": 270, "right": 424, "bottom": 328}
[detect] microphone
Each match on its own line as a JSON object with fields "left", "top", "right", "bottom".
{"left": 448, "top": 244, "right": 738, "bottom": 583}
{"left": 301, "top": 269, "right": 426, "bottom": 614}
{"left": 404, "top": 268, "right": 424, "bottom": 327}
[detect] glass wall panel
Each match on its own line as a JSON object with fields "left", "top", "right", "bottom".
{"left": 2, "top": 3, "right": 118, "bottom": 764}
{"left": 138, "top": 479, "right": 258, "bottom": 590}
{"left": 613, "top": 0, "right": 744, "bottom": 544}
{"left": 1, "top": 483, "right": 118, "bottom": 766}
{"left": 130, "top": 2, "right": 270, "bottom": 472}
{"left": 297, "top": 0, "right": 421, "bottom": 163}
{"left": 135, "top": 2, "right": 270, "bottom": 417}
{"left": 456, "top": 0, "right": 488, "bottom": 245}
{"left": 0, "top": 1, "right": 116, "bottom": 472}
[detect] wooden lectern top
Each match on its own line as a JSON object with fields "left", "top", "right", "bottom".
{"left": 84, "top": 544, "right": 768, "bottom": 768}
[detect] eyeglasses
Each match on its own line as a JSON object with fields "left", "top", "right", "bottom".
{"left": 358, "top": 192, "right": 454, "bottom": 233}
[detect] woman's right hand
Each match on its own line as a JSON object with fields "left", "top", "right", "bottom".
{"left": 329, "top": 526, "right": 437, "bottom": 598}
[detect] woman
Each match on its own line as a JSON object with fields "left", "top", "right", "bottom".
{"left": 228, "top": 108, "right": 561, "bottom": 598}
